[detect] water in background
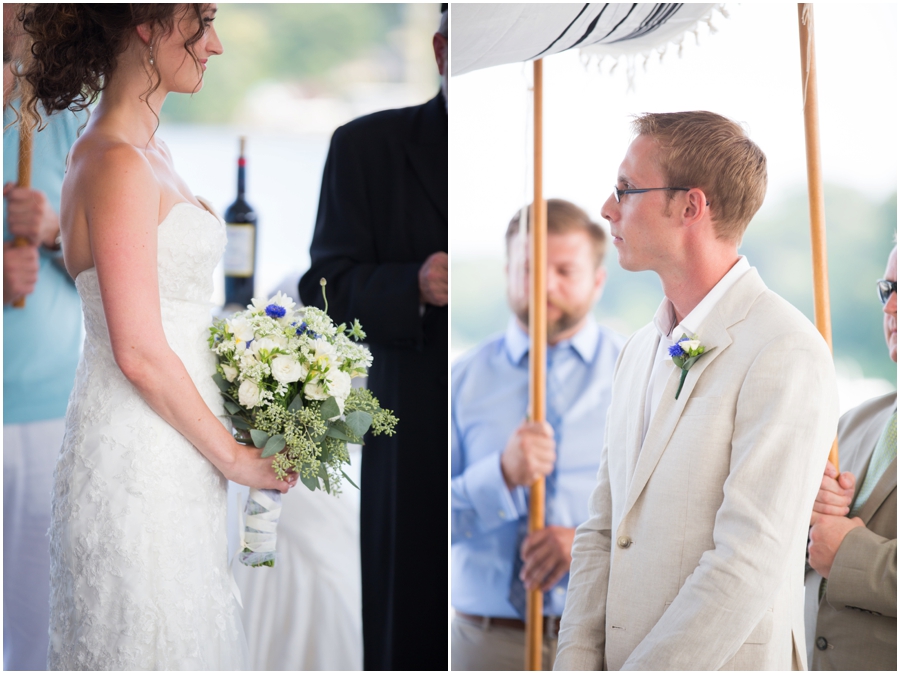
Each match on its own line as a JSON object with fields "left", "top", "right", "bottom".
{"left": 160, "top": 123, "right": 331, "bottom": 306}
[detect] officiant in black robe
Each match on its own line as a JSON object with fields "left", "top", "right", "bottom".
{"left": 298, "top": 8, "right": 447, "bottom": 670}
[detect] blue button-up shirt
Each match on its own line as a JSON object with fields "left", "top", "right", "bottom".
{"left": 451, "top": 318, "right": 623, "bottom": 617}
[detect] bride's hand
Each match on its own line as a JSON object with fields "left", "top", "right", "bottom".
{"left": 224, "top": 442, "right": 298, "bottom": 493}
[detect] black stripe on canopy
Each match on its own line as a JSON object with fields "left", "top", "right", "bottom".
{"left": 530, "top": 4, "right": 592, "bottom": 60}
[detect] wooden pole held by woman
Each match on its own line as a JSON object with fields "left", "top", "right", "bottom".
{"left": 525, "top": 57, "right": 547, "bottom": 672}
{"left": 798, "top": 3, "right": 839, "bottom": 470}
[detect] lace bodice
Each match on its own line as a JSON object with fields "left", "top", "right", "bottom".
{"left": 48, "top": 201, "right": 248, "bottom": 670}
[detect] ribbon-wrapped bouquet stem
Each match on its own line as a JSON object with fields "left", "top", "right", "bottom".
{"left": 209, "top": 283, "right": 397, "bottom": 567}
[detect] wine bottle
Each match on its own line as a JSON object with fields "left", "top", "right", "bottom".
{"left": 223, "top": 136, "right": 257, "bottom": 308}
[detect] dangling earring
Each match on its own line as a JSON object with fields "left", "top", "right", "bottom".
{"left": 148, "top": 44, "right": 154, "bottom": 66}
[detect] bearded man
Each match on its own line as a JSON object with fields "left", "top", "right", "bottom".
{"left": 451, "top": 199, "right": 624, "bottom": 670}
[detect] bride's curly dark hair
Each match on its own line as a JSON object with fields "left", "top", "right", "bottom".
{"left": 13, "top": 3, "right": 207, "bottom": 132}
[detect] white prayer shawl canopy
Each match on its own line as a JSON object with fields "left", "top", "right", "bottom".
{"left": 452, "top": 3, "right": 720, "bottom": 76}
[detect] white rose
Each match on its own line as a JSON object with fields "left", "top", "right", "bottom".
{"left": 238, "top": 380, "right": 261, "bottom": 409}
{"left": 227, "top": 316, "right": 255, "bottom": 343}
{"left": 304, "top": 379, "right": 328, "bottom": 401}
{"left": 680, "top": 339, "right": 701, "bottom": 353}
{"left": 326, "top": 369, "right": 352, "bottom": 411}
{"left": 221, "top": 364, "right": 238, "bottom": 383}
{"left": 271, "top": 355, "right": 306, "bottom": 384}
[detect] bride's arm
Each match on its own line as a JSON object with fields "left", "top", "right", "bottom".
{"left": 82, "top": 144, "right": 291, "bottom": 493}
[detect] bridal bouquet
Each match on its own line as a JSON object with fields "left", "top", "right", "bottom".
{"left": 208, "top": 284, "right": 397, "bottom": 567}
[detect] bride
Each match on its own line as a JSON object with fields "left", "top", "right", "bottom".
{"left": 16, "top": 4, "right": 294, "bottom": 669}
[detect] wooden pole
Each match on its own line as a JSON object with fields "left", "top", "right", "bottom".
{"left": 525, "top": 57, "right": 547, "bottom": 672}
{"left": 13, "top": 120, "right": 33, "bottom": 308}
{"left": 798, "top": 4, "right": 839, "bottom": 470}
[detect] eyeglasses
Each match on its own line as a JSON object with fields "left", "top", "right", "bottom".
{"left": 613, "top": 186, "right": 709, "bottom": 206}
{"left": 877, "top": 279, "right": 897, "bottom": 305}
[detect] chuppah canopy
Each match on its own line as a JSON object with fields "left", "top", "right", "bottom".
{"left": 453, "top": 3, "right": 721, "bottom": 76}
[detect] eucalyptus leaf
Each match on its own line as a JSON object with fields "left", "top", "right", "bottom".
{"left": 288, "top": 393, "right": 304, "bottom": 412}
{"left": 261, "top": 434, "right": 286, "bottom": 458}
{"left": 229, "top": 416, "right": 250, "bottom": 430}
{"left": 341, "top": 470, "right": 359, "bottom": 490}
{"left": 325, "top": 420, "right": 355, "bottom": 442}
{"left": 300, "top": 473, "right": 319, "bottom": 491}
{"left": 318, "top": 462, "right": 330, "bottom": 493}
{"left": 212, "top": 372, "right": 229, "bottom": 392}
{"left": 345, "top": 410, "right": 372, "bottom": 437}
{"left": 319, "top": 397, "right": 341, "bottom": 421}
{"left": 223, "top": 400, "right": 241, "bottom": 414}
{"left": 250, "top": 429, "right": 270, "bottom": 449}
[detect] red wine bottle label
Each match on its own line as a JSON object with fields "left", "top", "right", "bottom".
{"left": 224, "top": 223, "right": 255, "bottom": 277}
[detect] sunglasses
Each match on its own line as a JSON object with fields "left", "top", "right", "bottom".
{"left": 876, "top": 279, "right": 897, "bottom": 305}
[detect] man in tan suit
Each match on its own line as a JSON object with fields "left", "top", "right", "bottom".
{"left": 554, "top": 111, "right": 839, "bottom": 671}
{"left": 804, "top": 245, "right": 896, "bottom": 670}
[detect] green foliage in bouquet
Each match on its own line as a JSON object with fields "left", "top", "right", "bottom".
{"left": 208, "top": 289, "right": 397, "bottom": 495}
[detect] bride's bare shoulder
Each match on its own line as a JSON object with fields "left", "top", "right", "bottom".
{"left": 68, "top": 132, "right": 156, "bottom": 197}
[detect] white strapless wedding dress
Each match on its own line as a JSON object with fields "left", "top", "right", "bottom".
{"left": 48, "top": 201, "right": 249, "bottom": 670}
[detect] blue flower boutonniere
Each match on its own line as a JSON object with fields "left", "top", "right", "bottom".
{"left": 668, "top": 335, "right": 713, "bottom": 400}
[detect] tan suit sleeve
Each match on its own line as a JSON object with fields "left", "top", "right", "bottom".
{"left": 622, "top": 329, "right": 838, "bottom": 670}
{"left": 827, "top": 526, "right": 897, "bottom": 618}
{"left": 554, "top": 408, "right": 613, "bottom": 671}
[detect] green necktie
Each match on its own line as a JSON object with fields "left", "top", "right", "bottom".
{"left": 850, "top": 409, "right": 897, "bottom": 518}
{"left": 820, "top": 409, "right": 897, "bottom": 601}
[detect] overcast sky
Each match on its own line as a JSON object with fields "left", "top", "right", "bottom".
{"left": 450, "top": 3, "right": 898, "bottom": 258}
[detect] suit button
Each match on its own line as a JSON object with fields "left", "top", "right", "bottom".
{"left": 617, "top": 536, "right": 632, "bottom": 549}
{"left": 816, "top": 637, "right": 828, "bottom": 651}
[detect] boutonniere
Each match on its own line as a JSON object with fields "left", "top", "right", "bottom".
{"left": 668, "top": 335, "right": 713, "bottom": 400}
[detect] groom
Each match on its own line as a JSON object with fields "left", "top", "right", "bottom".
{"left": 554, "top": 111, "right": 839, "bottom": 670}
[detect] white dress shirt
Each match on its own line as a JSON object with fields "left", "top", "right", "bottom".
{"left": 641, "top": 256, "right": 751, "bottom": 445}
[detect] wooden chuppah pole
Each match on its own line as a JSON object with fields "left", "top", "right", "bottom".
{"left": 798, "top": 3, "right": 839, "bottom": 470}
{"left": 13, "top": 121, "right": 33, "bottom": 309}
{"left": 525, "top": 57, "right": 547, "bottom": 672}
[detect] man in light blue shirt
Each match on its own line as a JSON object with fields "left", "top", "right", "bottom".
{"left": 3, "top": 13, "right": 84, "bottom": 670}
{"left": 451, "top": 199, "right": 624, "bottom": 670}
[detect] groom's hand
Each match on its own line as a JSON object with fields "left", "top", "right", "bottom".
{"left": 500, "top": 420, "right": 555, "bottom": 490}
{"left": 418, "top": 251, "right": 448, "bottom": 306}
{"left": 520, "top": 526, "right": 575, "bottom": 592}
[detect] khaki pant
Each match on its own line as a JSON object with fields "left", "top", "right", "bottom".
{"left": 450, "top": 614, "right": 558, "bottom": 671}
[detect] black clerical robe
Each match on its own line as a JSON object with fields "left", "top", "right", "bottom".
{"left": 299, "top": 92, "right": 447, "bottom": 671}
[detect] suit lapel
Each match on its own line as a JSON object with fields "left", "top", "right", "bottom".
{"left": 622, "top": 269, "right": 767, "bottom": 517}
{"left": 624, "top": 311, "right": 733, "bottom": 515}
{"left": 624, "top": 329, "right": 660, "bottom": 491}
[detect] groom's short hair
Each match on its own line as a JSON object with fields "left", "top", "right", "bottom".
{"left": 505, "top": 198, "right": 607, "bottom": 268}
{"left": 632, "top": 111, "right": 767, "bottom": 243}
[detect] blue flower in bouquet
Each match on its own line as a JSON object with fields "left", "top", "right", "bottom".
{"left": 266, "top": 304, "right": 287, "bottom": 319}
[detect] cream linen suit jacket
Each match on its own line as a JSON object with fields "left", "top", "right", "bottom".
{"left": 804, "top": 391, "right": 896, "bottom": 670}
{"left": 554, "top": 268, "right": 839, "bottom": 671}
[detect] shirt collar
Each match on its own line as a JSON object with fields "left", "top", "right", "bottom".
{"left": 654, "top": 256, "right": 751, "bottom": 341}
{"left": 504, "top": 317, "right": 601, "bottom": 366}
